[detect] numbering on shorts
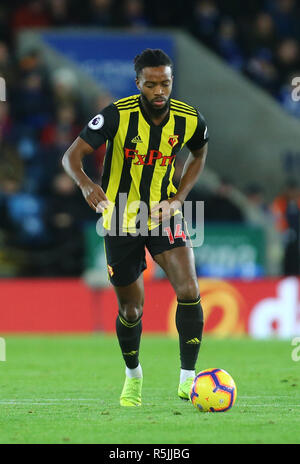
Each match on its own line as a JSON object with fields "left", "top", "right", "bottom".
{"left": 164, "top": 224, "right": 187, "bottom": 244}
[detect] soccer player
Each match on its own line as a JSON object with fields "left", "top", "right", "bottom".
{"left": 62, "top": 49, "right": 209, "bottom": 406}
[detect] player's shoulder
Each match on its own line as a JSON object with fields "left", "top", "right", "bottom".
{"left": 113, "top": 94, "right": 140, "bottom": 111}
{"left": 170, "top": 98, "right": 199, "bottom": 117}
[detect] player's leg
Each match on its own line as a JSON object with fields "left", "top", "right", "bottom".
{"left": 115, "top": 274, "right": 144, "bottom": 374}
{"left": 148, "top": 231, "right": 203, "bottom": 400}
{"left": 113, "top": 275, "right": 144, "bottom": 406}
{"left": 104, "top": 235, "right": 146, "bottom": 406}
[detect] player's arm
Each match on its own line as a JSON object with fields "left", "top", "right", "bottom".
{"left": 173, "top": 143, "right": 208, "bottom": 205}
{"left": 174, "top": 110, "right": 208, "bottom": 205}
{"left": 62, "top": 104, "right": 119, "bottom": 212}
{"left": 62, "top": 137, "right": 108, "bottom": 212}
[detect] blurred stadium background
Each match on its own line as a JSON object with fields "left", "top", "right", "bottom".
{"left": 0, "top": 0, "right": 300, "bottom": 339}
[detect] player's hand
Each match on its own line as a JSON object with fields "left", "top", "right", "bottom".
{"left": 80, "top": 180, "right": 109, "bottom": 212}
{"left": 150, "top": 198, "right": 182, "bottom": 224}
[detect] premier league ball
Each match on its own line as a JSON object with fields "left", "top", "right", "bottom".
{"left": 190, "top": 368, "right": 237, "bottom": 412}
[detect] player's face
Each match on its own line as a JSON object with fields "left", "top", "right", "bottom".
{"left": 136, "top": 66, "right": 173, "bottom": 112}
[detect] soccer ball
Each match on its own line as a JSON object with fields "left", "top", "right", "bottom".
{"left": 190, "top": 368, "right": 237, "bottom": 412}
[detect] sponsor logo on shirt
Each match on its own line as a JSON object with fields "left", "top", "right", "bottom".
{"left": 124, "top": 148, "right": 176, "bottom": 166}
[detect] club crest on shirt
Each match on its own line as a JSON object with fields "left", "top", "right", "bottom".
{"left": 168, "top": 135, "right": 179, "bottom": 148}
{"left": 88, "top": 114, "right": 104, "bottom": 130}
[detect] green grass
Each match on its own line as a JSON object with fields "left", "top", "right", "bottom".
{"left": 0, "top": 334, "right": 299, "bottom": 444}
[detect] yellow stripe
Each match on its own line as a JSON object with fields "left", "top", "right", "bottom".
{"left": 170, "top": 109, "right": 197, "bottom": 120}
{"left": 119, "top": 315, "right": 141, "bottom": 328}
{"left": 170, "top": 98, "right": 196, "bottom": 112}
{"left": 166, "top": 112, "right": 197, "bottom": 199}
{"left": 165, "top": 114, "right": 181, "bottom": 199}
{"left": 170, "top": 101, "right": 197, "bottom": 112}
{"left": 115, "top": 94, "right": 140, "bottom": 106}
{"left": 148, "top": 114, "right": 176, "bottom": 231}
{"left": 116, "top": 101, "right": 139, "bottom": 108}
{"left": 182, "top": 112, "right": 198, "bottom": 145}
{"left": 102, "top": 110, "right": 131, "bottom": 229}
{"left": 118, "top": 105, "right": 139, "bottom": 111}
{"left": 178, "top": 298, "right": 201, "bottom": 306}
{"left": 170, "top": 108, "right": 197, "bottom": 118}
{"left": 123, "top": 108, "right": 151, "bottom": 232}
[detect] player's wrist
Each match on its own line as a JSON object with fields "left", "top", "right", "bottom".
{"left": 172, "top": 194, "right": 185, "bottom": 206}
{"left": 77, "top": 174, "right": 94, "bottom": 190}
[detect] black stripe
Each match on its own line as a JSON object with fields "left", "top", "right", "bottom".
{"left": 113, "top": 111, "right": 139, "bottom": 232}
{"left": 170, "top": 106, "right": 198, "bottom": 117}
{"left": 160, "top": 115, "right": 186, "bottom": 201}
{"left": 170, "top": 107, "right": 197, "bottom": 116}
{"left": 116, "top": 95, "right": 139, "bottom": 103}
{"left": 101, "top": 140, "right": 114, "bottom": 193}
{"left": 116, "top": 102, "right": 140, "bottom": 110}
{"left": 170, "top": 102, "right": 197, "bottom": 113}
{"left": 135, "top": 125, "right": 163, "bottom": 228}
{"left": 170, "top": 100, "right": 196, "bottom": 112}
{"left": 118, "top": 104, "right": 140, "bottom": 111}
{"left": 116, "top": 97, "right": 139, "bottom": 107}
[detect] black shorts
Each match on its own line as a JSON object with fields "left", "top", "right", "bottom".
{"left": 103, "top": 214, "right": 191, "bottom": 286}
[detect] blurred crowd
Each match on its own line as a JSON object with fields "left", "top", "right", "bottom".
{"left": 183, "top": 174, "right": 300, "bottom": 276}
{"left": 1, "top": 0, "right": 300, "bottom": 115}
{"left": 0, "top": 43, "right": 105, "bottom": 276}
{"left": 0, "top": 0, "right": 299, "bottom": 277}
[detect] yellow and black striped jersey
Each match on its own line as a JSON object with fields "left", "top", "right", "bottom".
{"left": 80, "top": 94, "right": 208, "bottom": 232}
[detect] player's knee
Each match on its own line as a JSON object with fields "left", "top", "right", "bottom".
{"left": 176, "top": 278, "right": 199, "bottom": 301}
{"left": 119, "top": 303, "right": 143, "bottom": 322}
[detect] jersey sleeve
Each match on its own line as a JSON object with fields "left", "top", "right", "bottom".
{"left": 79, "top": 103, "right": 119, "bottom": 150}
{"left": 185, "top": 110, "right": 209, "bottom": 151}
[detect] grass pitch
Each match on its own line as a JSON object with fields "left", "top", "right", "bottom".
{"left": 0, "top": 334, "right": 299, "bottom": 444}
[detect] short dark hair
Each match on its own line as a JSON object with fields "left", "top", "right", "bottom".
{"left": 134, "top": 49, "right": 173, "bottom": 78}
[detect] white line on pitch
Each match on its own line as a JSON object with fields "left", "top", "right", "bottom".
{"left": 0, "top": 395, "right": 296, "bottom": 402}
{"left": 0, "top": 399, "right": 103, "bottom": 404}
